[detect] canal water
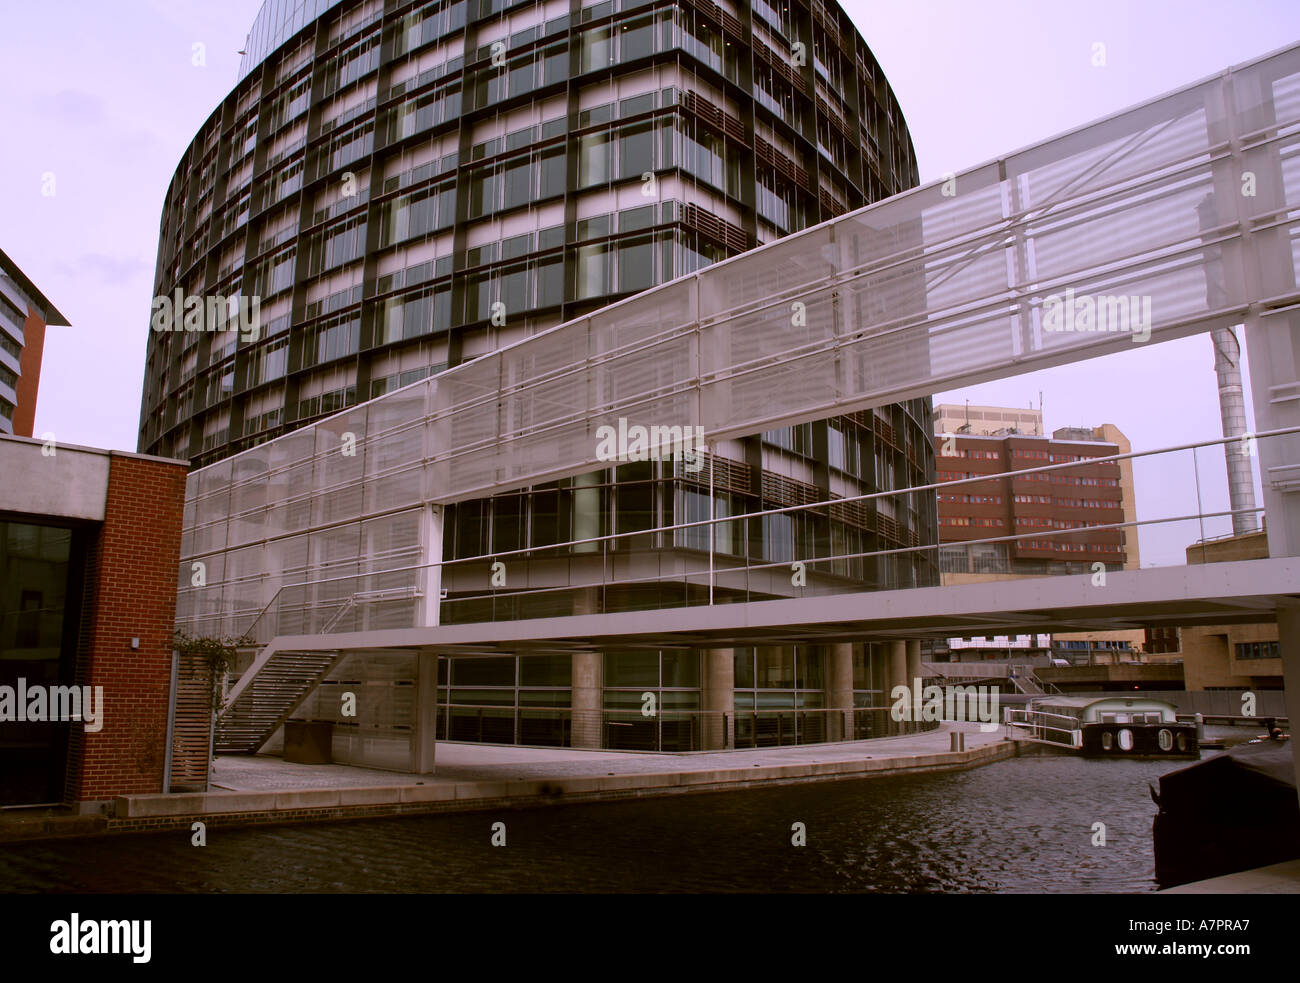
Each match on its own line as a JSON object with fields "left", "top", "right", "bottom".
{"left": 0, "top": 730, "right": 1256, "bottom": 893}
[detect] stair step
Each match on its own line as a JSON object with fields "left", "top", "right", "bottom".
{"left": 216, "top": 648, "right": 345, "bottom": 755}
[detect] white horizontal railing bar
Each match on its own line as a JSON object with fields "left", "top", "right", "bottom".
{"left": 432, "top": 507, "right": 1261, "bottom": 611}
{"left": 225, "top": 445, "right": 1272, "bottom": 632}
{"left": 199, "top": 424, "right": 1296, "bottom": 588}
{"left": 184, "top": 423, "right": 1297, "bottom": 585}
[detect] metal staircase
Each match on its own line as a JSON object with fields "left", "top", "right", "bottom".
{"left": 1008, "top": 667, "right": 1061, "bottom": 696}
{"left": 215, "top": 644, "right": 344, "bottom": 754}
{"left": 210, "top": 584, "right": 422, "bottom": 754}
{"left": 1010, "top": 671, "right": 1045, "bottom": 695}
{"left": 926, "top": 662, "right": 1061, "bottom": 696}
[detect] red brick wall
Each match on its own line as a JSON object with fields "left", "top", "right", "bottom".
{"left": 937, "top": 433, "right": 1126, "bottom": 565}
{"left": 65, "top": 453, "right": 187, "bottom": 802}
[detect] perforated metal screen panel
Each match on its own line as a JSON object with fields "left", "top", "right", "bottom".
{"left": 179, "top": 43, "right": 1300, "bottom": 638}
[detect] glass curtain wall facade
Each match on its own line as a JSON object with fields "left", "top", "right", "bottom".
{"left": 146, "top": 0, "right": 937, "bottom": 757}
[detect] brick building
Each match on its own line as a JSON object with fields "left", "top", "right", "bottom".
{"left": 1144, "top": 528, "right": 1286, "bottom": 691}
{"left": 0, "top": 435, "right": 187, "bottom": 810}
{"left": 935, "top": 425, "right": 1130, "bottom": 579}
{"left": 932, "top": 407, "right": 1140, "bottom": 665}
{"left": 0, "top": 247, "right": 69, "bottom": 438}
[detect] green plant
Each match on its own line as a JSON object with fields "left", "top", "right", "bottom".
{"left": 174, "top": 630, "right": 249, "bottom": 713}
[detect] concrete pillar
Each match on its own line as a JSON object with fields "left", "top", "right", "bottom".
{"left": 1278, "top": 603, "right": 1300, "bottom": 811}
{"left": 1227, "top": 77, "right": 1300, "bottom": 803}
{"left": 888, "top": 640, "right": 908, "bottom": 734}
{"left": 827, "top": 643, "right": 854, "bottom": 741}
{"left": 570, "top": 587, "right": 603, "bottom": 748}
{"left": 887, "top": 640, "right": 907, "bottom": 694}
{"left": 906, "top": 639, "right": 922, "bottom": 691}
{"left": 413, "top": 651, "right": 439, "bottom": 773}
{"left": 571, "top": 650, "right": 604, "bottom": 749}
{"left": 701, "top": 648, "right": 734, "bottom": 749}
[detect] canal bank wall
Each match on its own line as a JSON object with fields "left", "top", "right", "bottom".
{"left": 1, "top": 728, "right": 1016, "bottom": 843}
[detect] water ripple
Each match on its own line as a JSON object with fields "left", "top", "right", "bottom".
{"left": 0, "top": 753, "right": 1189, "bottom": 893}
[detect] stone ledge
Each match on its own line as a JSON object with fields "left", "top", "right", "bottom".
{"left": 339, "top": 787, "right": 404, "bottom": 806}
{"left": 454, "top": 781, "right": 511, "bottom": 801}
{"left": 114, "top": 791, "right": 280, "bottom": 818}
{"left": 274, "top": 789, "right": 341, "bottom": 810}
{"left": 29, "top": 741, "right": 1017, "bottom": 841}
{"left": 601, "top": 772, "right": 681, "bottom": 791}
{"left": 399, "top": 784, "right": 457, "bottom": 804}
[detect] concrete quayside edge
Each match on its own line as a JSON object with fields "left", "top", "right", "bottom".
{"left": 3, "top": 723, "right": 1012, "bottom": 843}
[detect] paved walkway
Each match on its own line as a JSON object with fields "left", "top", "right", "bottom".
{"left": 1, "top": 723, "right": 1011, "bottom": 841}
{"left": 211, "top": 721, "right": 1004, "bottom": 791}
{"left": 1160, "top": 858, "right": 1300, "bottom": 894}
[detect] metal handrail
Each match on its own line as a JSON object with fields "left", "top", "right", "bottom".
{"left": 215, "top": 422, "right": 1300, "bottom": 588}
{"left": 428, "top": 504, "right": 1253, "bottom": 613}
{"left": 432, "top": 702, "right": 905, "bottom": 716}
{"left": 430, "top": 702, "right": 937, "bottom": 751}
{"left": 317, "top": 597, "right": 356, "bottom": 634}
{"left": 218, "top": 425, "right": 1293, "bottom": 643}
{"left": 1003, "top": 707, "right": 1084, "bottom": 748}
{"left": 235, "top": 502, "right": 1259, "bottom": 642}
{"left": 1004, "top": 707, "right": 1080, "bottom": 728}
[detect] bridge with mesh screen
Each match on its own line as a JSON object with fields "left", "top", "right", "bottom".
{"left": 182, "top": 43, "right": 1300, "bottom": 777}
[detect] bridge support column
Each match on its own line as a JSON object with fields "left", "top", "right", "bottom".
{"left": 1223, "top": 60, "right": 1300, "bottom": 806}
{"left": 701, "top": 648, "right": 734, "bottom": 749}
{"left": 888, "top": 641, "right": 908, "bottom": 734}
{"left": 906, "top": 640, "right": 922, "bottom": 693}
{"left": 413, "top": 651, "right": 439, "bottom": 773}
{"left": 1278, "top": 604, "right": 1300, "bottom": 802}
{"left": 827, "top": 643, "right": 854, "bottom": 741}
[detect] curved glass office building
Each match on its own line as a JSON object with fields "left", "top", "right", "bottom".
{"left": 144, "top": 0, "right": 939, "bottom": 762}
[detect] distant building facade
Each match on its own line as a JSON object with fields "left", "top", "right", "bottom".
{"left": 932, "top": 407, "right": 1140, "bottom": 664}
{"left": 933, "top": 402, "right": 1043, "bottom": 438}
{"left": 1163, "top": 528, "right": 1284, "bottom": 692}
{"left": 934, "top": 422, "right": 1132, "bottom": 579}
{"left": 0, "top": 248, "right": 69, "bottom": 438}
{"left": 930, "top": 634, "right": 1051, "bottom": 663}
{"left": 1050, "top": 631, "right": 1143, "bottom": 666}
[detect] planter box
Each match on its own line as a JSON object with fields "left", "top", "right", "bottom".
{"left": 283, "top": 721, "right": 333, "bottom": 764}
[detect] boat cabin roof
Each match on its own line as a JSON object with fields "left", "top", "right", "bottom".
{"left": 1032, "top": 696, "right": 1180, "bottom": 716}
{"left": 1036, "top": 696, "right": 1177, "bottom": 709}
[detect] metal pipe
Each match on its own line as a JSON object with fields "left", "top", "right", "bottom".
{"left": 1211, "top": 324, "right": 1260, "bottom": 535}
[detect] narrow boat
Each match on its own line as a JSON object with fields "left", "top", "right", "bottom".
{"left": 1003, "top": 696, "right": 1198, "bottom": 756}
{"left": 1152, "top": 738, "right": 1298, "bottom": 888}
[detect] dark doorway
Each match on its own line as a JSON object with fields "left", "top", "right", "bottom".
{"left": 0, "top": 519, "right": 87, "bottom": 806}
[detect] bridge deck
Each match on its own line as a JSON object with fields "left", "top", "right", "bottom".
{"left": 260, "top": 557, "right": 1300, "bottom": 656}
